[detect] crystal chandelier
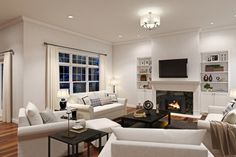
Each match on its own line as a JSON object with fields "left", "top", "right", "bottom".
{"left": 140, "top": 12, "right": 160, "bottom": 30}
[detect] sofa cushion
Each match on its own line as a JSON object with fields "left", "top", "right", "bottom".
{"left": 90, "top": 98, "right": 102, "bottom": 107}
{"left": 222, "top": 109, "right": 236, "bottom": 124}
{"left": 205, "top": 113, "right": 223, "bottom": 121}
{"left": 40, "top": 109, "right": 58, "bottom": 124}
{"left": 223, "top": 102, "right": 235, "bottom": 116}
{"left": 100, "top": 97, "right": 113, "bottom": 105}
{"left": 93, "top": 103, "right": 124, "bottom": 116}
{"left": 26, "top": 102, "right": 43, "bottom": 125}
{"left": 112, "top": 127, "right": 206, "bottom": 145}
{"left": 82, "top": 96, "right": 91, "bottom": 105}
{"left": 107, "top": 93, "right": 118, "bottom": 102}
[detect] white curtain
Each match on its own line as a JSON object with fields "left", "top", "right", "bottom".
{"left": 2, "top": 52, "right": 12, "bottom": 123}
{"left": 99, "top": 55, "right": 106, "bottom": 90}
{"left": 46, "top": 45, "right": 59, "bottom": 110}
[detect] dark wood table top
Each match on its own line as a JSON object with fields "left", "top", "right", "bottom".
{"left": 122, "top": 109, "right": 170, "bottom": 124}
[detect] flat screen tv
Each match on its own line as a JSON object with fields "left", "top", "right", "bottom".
{"left": 159, "top": 58, "right": 188, "bottom": 78}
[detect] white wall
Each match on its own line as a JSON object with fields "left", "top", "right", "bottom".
{"left": 152, "top": 31, "right": 200, "bottom": 80}
{"left": 23, "top": 19, "right": 113, "bottom": 111}
{"left": 0, "top": 21, "right": 24, "bottom": 120}
{"left": 113, "top": 31, "right": 200, "bottom": 106}
{"left": 113, "top": 40, "right": 152, "bottom": 105}
{"left": 200, "top": 28, "right": 236, "bottom": 89}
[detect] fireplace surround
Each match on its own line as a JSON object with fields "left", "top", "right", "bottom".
{"left": 157, "top": 90, "right": 193, "bottom": 114}
{"left": 151, "top": 80, "right": 200, "bottom": 115}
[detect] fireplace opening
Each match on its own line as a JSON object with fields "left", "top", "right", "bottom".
{"left": 157, "top": 90, "right": 193, "bottom": 114}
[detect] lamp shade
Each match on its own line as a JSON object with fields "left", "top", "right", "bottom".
{"left": 57, "top": 89, "right": 69, "bottom": 99}
{"left": 230, "top": 89, "right": 236, "bottom": 98}
{"left": 110, "top": 78, "right": 118, "bottom": 85}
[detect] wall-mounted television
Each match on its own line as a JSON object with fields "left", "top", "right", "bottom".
{"left": 159, "top": 58, "right": 188, "bottom": 78}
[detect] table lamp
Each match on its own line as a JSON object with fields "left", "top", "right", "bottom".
{"left": 110, "top": 78, "right": 118, "bottom": 93}
{"left": 230, "top": 89, "right": 236, "bottom": 102}
{"left": 57, "top": 89, "right": 70, "bottom": 110}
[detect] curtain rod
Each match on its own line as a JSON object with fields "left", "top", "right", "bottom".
{"left": 0, "top": 49, "right": 14, "bottom": 55}
{"left": 44, "top": 42, "right": 107, "bottom": 56}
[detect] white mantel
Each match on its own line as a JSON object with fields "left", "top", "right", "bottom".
{"left": 151, "top": 80, "right": 201, "bottom": 115}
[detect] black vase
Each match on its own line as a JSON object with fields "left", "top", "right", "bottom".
{"left": 209, "top": 74, "right": 213, "bottom": 82}
{"left": 203, "top": 74, "right": 208, "bottom": 82}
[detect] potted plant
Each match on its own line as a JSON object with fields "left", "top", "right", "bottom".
{"left": 204, "top": 83, "right": 213, "bottom": 92}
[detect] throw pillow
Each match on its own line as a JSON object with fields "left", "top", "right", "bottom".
{"left": 100, "top": 97, "right": 113, "bottom": 105}
{"left": 25, "top": 102, "right": 43, "bottom": 125}
{"left": 81, "top": 96, "right": 91, "bottom": 105}
{"left": 90, "top": 98, "right": 102, "bottom": 107}
{"left": 112, "top": 127, "right": 206, "bottom": 145}
{"left": 40, "top": 109, "right": 58, "bottom": 124}
{"left": 222, "top": 109, "right": 236, "bottom": 124}
{"left": 223, "top": 102, "right": 235, "bottom": 116}
{"left": 107, "top": 93, "right": 118, "bottom": 102}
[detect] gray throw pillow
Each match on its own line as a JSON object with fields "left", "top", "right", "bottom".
{"left": 90, "top": 98, "right": 102, "bottom": 107}
{"left": 40, "top": 109, "right": 58, "bottom": 124}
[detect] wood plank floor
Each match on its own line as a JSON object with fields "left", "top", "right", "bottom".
{"left": 0, "top": 122, "right": 18, "bottom": 157}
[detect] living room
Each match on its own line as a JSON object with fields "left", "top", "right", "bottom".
{"left": 1, "top": 0, "right": 236, "bottom": 157}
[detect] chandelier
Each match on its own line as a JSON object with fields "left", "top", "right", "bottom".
{"left": 140, "top": 12, "right": 160, "bottom": 30}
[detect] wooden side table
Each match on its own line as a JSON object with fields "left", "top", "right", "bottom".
{"left": 48, "top": 128, "right": 108, "bottom": 157}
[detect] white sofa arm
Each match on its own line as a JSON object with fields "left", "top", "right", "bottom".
{"left": 208, "top": 106, "right": 225, "bottom": 114}
{"left": 18, "top": 121, "right": 76, "bottom": 140}
{"left": 197, "top": 120, "right": 211, "bottom": 131}
{"left": 67, "top": 103, "right": 94, "bottom": 120}
{"left": 111, "top": 141, "right": 209, "bottom": 157}
{"left": 117, "top": 98, "right": 127, "bottom": 106}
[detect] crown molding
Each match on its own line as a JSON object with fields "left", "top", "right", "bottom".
{"left": 200, "top": 24, "right": 236, "bottom": 33}
{"left": 0, "top": 16, "right": 23, "bottom": 30}
{"left": 21, "top": 16, "right": 112, "bottom": 45}
{"left": 113, "top": 28, "right": 201, "bottom": 46}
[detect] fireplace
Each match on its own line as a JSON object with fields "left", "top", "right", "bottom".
{"left": 157, "top": 90, "right": 193, "bottom": 114}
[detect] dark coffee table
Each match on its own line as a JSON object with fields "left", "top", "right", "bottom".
{"left": 48, "top": 128, "right": 108, "bottom": 157}
{"left": 121, "top": 109, "right": 171, "bottom": 128}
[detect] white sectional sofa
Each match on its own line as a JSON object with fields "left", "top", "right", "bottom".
{"left": 197, "top": 105, "right": 225, "bottom": 156}
{"left": 99, "top": 127, "right": 214, "bottom": 157}
{"left": 67, "top": 91, "right": 127, "bottom": 120}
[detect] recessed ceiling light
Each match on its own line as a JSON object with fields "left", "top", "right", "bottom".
{"left": 234, "top": 14, "right": 236, "bottom": 17}
{"left": 68, "top": 15, "right": 74, "bottom": 19}
{"left": 118, "top": 35, "right": 123, "bottom": 38}
{"left": 210, "top": 22, "right": 214, "bottom": 25}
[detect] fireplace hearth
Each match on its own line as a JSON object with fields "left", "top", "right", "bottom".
{"left": 157, "top": 90, "right": 193, "bottom": 114}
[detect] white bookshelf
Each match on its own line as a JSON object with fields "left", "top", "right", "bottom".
{"left": 200, "top": 51, "right": 229, "bottom": 93}
{"left": 137, "top": 57, "right": 152, "bottom": 89}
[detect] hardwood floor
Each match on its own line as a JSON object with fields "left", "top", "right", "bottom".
{"left": 0, "top": 122, "right": 18, "bottom": 157}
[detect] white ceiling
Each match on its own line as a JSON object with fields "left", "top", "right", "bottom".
{"left": 0, "top": 0, "right": 236, "bottom": 43}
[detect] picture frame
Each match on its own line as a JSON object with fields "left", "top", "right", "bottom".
{"left": 208, "top": 54, "right": 219, "bottom": 62}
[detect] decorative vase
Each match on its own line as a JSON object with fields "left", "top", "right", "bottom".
{"left": 209, "top": 74, "right": 213, "bottom": 82}
{"left": 203, "top": 74, "right": 208, "bottom": 82}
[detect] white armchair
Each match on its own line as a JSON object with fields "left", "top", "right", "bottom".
{"left": 18, "top": 108, "right": 83, "bottom": 157}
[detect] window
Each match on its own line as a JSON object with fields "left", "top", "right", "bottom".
{"left": 58, "top": 52, "right": 99, "bottom": 93}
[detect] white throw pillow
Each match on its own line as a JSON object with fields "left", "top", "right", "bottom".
{"left": 40, "top": 109, "right": 58, "bottom": 124}
{"left": 112, "top": 127, "right": 206, "bottom": 145}
{"left": 222, "top": 109, "right": 236, "bottom": 124}
{"left": 26, "top": 102, "right": 43, "bottom": 125}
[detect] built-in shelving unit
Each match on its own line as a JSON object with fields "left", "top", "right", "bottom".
{"left": 200, "top": 51, "right": 229, "bottom": 93}
{"left": 137, "top": 57, "right": 152, "bottom": 89}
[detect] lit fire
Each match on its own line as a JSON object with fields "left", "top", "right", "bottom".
{"left": 168, "top": 101, "right": 180, "bottom": 110}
